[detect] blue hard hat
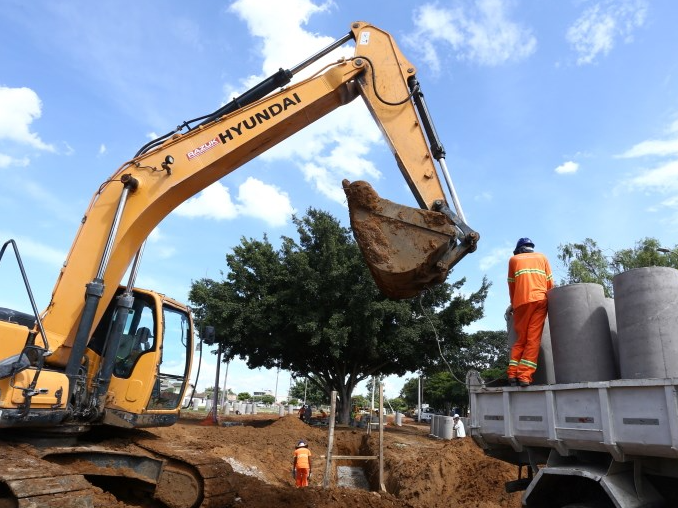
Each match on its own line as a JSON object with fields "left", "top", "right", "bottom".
{"left": 514, "top": 237, "right": 535, "bottom": 254}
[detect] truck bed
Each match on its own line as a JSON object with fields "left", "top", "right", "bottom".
{"left": 468, "top": 374, "right": 678, "bottom": 461}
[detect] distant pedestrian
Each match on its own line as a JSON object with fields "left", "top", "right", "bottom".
{"left": 298, "top": 405, "right": 306, "bottom": 423}
{"left": 452, "top": 414, "right": 466, "bottom": 438}
{"left": 304, "top": 404, "right": 312, "bottom": 423}
{"left": 292, "top": 440, "right": 312, "bottom": 488}
{"left": 507, "top": 237, "right": 554, "bottom": 387}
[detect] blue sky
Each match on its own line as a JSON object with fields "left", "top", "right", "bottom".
{"left": 2, "top": 0, "right": 678, "bottom": 401}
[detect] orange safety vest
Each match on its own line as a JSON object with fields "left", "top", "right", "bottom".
{"left": 294, "top": 447, "right": 311, "bottom": 469}
{"left": 507, "top": 252, "right": 554, "bottom": 308}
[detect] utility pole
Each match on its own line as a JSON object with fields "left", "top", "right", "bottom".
{"left": 371, "top": 376, "right": 376, "bottom": 411}
{"left": 220, "top": 358, "right": 230, "bottom": 411}
{"left": 274, "top": 366, "right": 280, "bottom": 403}
{"left": 417, "top": 375, "right": 422, "bottom": 421}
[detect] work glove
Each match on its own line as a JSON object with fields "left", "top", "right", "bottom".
{"left": 292, "top": 468, "right": 296, "bottom": 479}
{"left": 308, "top": 471, "right": 312, "bottom": 479}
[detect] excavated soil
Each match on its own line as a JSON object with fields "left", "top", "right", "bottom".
{"left": 130, "top": 413, "right": 523, "bottom": 508}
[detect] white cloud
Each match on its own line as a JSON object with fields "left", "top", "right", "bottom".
{"left": 235, "top": 177, "right": 295, "bottom": 226}
{"left": 407, "top": 0, "right": 537, "bottom": 71}
{"left": 175, "top": 178, "right": 294, "bottom": 227}
{"left": 175, "top": 181, "right": 239, "bottom": 220}
{"left": 555, "top": 161, "right": 579, "bottom": 174}
{"left": 21, "top": 180, "right": 78, "bottom": 223}
{"left": 98, "top": 144, "right": 106, "bottom": 155}
{"left": 0, "top": 231, "right": 66, "bottom": 268}
{"left": 618, "top": 122, "right": 678, "bottom": 214}
{"left": 625, "top": 160, "right": 678, "bottom": 193}
{"left": 146, "top": 228, "right": 175, "bottom": 258}
{"left": 566, "top": 0, "right": 648, "bottom": 65}
{"left": 226, "top": 0, "right": 386, "bottom": 203}
{"left": 479, "top": 245, "right": 512, "bottom": 271}
{"left": 618, "top": 138, "right": 678, "bottom": 159}
{"left": 148, "top": 227, "right": 163, "bottom": 242}
{"left": 0, "top": 154, "right": 30, "bottom": 169}
{"left": 230, "top": 0, "right": 335, "bottom": 77}
{"left": 0, "top": 86, "right": 54, "bottom": 151}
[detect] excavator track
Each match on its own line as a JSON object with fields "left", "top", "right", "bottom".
{"left": 0, "top": 445, "right": 102, "bottom": 508}
{"left": 133, "top": 435, "right": 236, "bottom": 508}
{"left": 0, "top": 434, "right": 236, "bottom": 508}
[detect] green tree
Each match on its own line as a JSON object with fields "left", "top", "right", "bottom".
{"left": 204, "top": 386, "right": 221, "bottom": 400}
{"left": 289, "top": 376, "right": 329, "bottom": 406}
{"left": 237, "top": 392, "right": 251, "bottom": 402}
{"left": 260, "top": 394, "right": 275, "bottom": 405}
{"left": 189, "top": 209, "right": 489, "bottom": 423}
{"left": 558, "top": 237, "right": 678, "bottom": 297}
{"left": 387, "top": 396, "right": 407, "bottom": 413}
{"left": 400, "top": 377, "right": 419, "bottom": 408}
{"left": 351, "top": 394, "right": 369, "bottom": 411}
{"left": 397, "top": 329, "right": 508, "bottom": 411}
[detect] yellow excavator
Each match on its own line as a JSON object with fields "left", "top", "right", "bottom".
{"left": 0, "top": 21, "right": 478, "bottom": 507}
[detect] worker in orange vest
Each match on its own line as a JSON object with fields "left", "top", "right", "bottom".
{"left": 292, "top": 440, "right": 312, "bottom": 487}
{"left": 507, "top": 238, "right": 554, "bottom": 387}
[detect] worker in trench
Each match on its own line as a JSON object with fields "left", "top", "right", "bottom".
{"left": 506, "top": 237, "right": 554, "bottom": 387}
{"left": 292, "top": 440, "right": 312, "bottom": 488}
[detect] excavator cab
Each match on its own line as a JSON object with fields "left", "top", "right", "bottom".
{"left": 86, "top": 287, "right": 193, "bottom": 426}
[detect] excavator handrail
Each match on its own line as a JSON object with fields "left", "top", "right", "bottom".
{"left": 0, "top": 239, "right": 50, "bottom": 351}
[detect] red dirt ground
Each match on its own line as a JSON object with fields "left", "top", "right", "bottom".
{"left": 138, "top": 412, "right": 523, "bottom": 508}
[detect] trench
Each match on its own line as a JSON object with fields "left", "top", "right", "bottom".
{"left": 333, "top": 430, "right": 376, "bottom": 492}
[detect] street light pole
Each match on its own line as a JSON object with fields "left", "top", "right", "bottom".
{"left": 274, "top": 366, "right": 280, "bottom": 404}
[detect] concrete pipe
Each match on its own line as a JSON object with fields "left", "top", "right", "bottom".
{"left": 613, "top": 267, "right": 678, "bottom": 379}
{"left": 440, "top": 416, "right": 454, "bottom": 440}
{"left": 548, "top": 283, "right": 616, "bottom": 383}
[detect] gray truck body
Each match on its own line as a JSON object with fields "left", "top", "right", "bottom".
{"left": 468, "top": 373, "right": 678, "bottom": 507}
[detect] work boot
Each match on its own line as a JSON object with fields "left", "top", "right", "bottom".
{"left": 519, "top": 380, "right": 530, "bottom": 387}
{"left": 508, "top": 378, "right": 517, "bottom": 387}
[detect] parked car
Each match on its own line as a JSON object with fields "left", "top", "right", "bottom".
{"left": 415, "top": 407, "right": 438, "bottom": 422}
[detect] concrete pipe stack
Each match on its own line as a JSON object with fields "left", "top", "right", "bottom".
{"left": 548, "top": 283, "right": 616, "bottom": 383}
{"left": 613, "top": 267, "right": 678, "bottom": 379}
{"left": 429, "top": 415, "right": 455, "bottom": 440}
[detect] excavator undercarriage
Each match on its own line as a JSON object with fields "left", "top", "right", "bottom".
{"left": 0, "top": 429, "right": 235, "bottom": 508}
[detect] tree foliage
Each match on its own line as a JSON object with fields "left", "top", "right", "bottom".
{"left": 289, "top": 377, "right": 329, "bottom": 406}
{"left": 189, "top": 208, "right": 489, "bottom": 423}
{"left": 558, "top": 237, "right": 678, "bottom": 297}
{"left": 399, "top": 329, "right": 508, "bottom": 412}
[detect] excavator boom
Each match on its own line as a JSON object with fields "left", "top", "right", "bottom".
{"left": 35, "top": 21, "right": 476, "bottom": 368}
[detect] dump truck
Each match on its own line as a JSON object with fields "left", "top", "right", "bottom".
{"left": 469, "top": 268, "right": 678, "bottom": 508}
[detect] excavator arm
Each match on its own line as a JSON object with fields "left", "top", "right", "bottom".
{"left": 36, "top": 21, "right": 478, "bottom": 371}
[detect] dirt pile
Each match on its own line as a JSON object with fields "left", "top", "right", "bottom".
{"left": 144, "top": 413, "right": 522, "bottom": 508}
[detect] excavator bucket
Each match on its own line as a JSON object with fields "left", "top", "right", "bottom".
{"left": 344, "top": 180, "right": 474, "bottom": 299}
